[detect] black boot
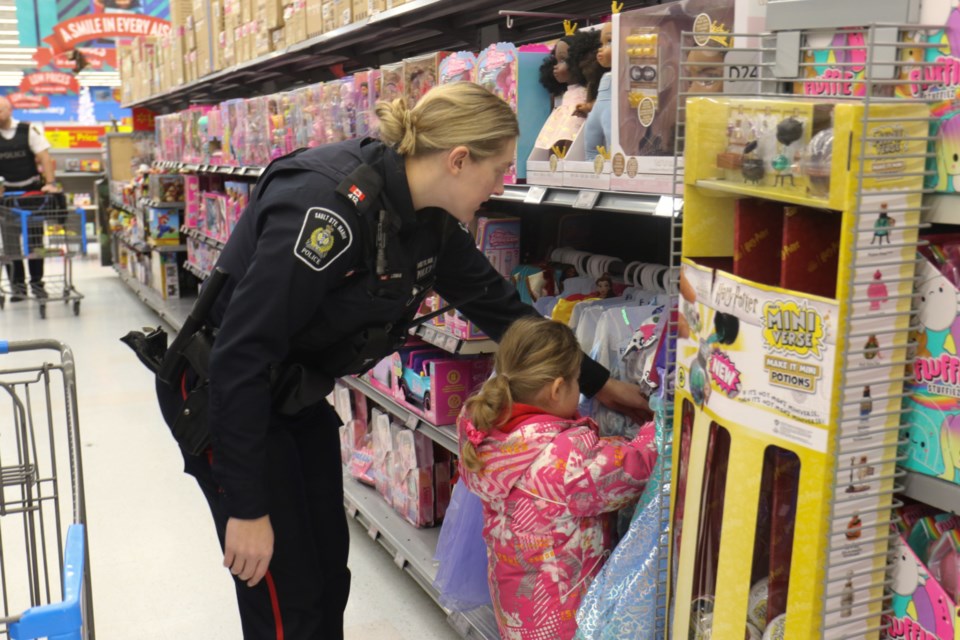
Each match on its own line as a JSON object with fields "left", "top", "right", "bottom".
{"left": 30, "top": 282, "right": 47, "bottom": 299}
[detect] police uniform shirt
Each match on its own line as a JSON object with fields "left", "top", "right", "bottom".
{"left": 0, "top": 119, "right": 50, "bottom": 187}
{"left": 206, "top": 139, "right": 611, "bottom": 519}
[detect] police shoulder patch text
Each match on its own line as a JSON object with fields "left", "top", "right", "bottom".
{"left": 293, "top": 207, "right": 353, "bottom": 272}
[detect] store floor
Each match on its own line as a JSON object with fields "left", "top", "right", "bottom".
{"left": 0, "top": 253, "right": 459, "bottom": 640}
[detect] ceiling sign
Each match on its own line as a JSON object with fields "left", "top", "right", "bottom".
{"left": 33, "top": 47, "right": 118, "bottom": 71}
{"left": 6, "top": 93, "right": 51, "bottom": 109}
{"left": 43, "top": 14, "right": 171, "bottom": 53}
{"left": 20, "top": 72, "right": 81, "bottom": 95}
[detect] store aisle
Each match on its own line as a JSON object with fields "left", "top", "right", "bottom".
{"left": 0, "top": 254, "right": 459, "bottom": 640}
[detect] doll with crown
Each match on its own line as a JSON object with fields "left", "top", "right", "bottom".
{"left": 533, "top": 21, "right": 602, "bottom": 157}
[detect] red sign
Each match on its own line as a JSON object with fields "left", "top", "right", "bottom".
{"left": 19, "top": 72, "right": 80, "bottom": 95}
{"left": 33, "top": 47, "right": 118, "bottom": 71}
{"left": 43, "top": 15, "right": 171, "bottom": 53}
{"left": 6, "top": 93, "right": 51, "bottom": 109}
{"left": 132, "top": 107, "right": 155, "bottom": 132}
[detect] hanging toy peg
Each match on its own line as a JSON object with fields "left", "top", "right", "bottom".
{"left": 611, "top": 1, "right": 624, "bottom": 14}
{"left": 563, "top": 19, "right": 578, "bottom": 36}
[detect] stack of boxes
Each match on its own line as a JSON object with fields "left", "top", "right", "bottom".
{"left": 119, "top": 0, "right": 412, "bottom": 100}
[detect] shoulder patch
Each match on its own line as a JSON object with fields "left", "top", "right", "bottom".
{"left": 293, "top": 207, "right": 353, "bottom": 272}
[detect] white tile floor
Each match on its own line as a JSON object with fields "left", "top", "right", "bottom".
{"left": 0, "top": 252, "right": 459, "bottom": 640}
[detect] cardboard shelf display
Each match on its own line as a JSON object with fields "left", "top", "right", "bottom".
{"left": 669, "top": 95, "right": 929, "bottom": 640}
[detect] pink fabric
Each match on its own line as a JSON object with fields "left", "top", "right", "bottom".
{"left": 458, "top": 407, "right": 657, "bottom": 640}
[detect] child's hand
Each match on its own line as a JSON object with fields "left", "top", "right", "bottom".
{"left": 595, "top": 379, "right": 652, "bottom": 423}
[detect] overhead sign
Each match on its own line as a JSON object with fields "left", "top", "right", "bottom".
{"left": 6, "top": 93, "right": 51, "bottom": 109}
{"left": 20, "top": 72, "right": 81, "bottom": 95}
{"left": 33, "top": 47, "right": 118, "bottom": 71}
{"left": 43, "top": 14, "right": 171, "bottom": 53}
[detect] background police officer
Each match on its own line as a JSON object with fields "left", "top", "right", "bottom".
{"left": 0, "top": 95, "right": 59, "bottom": 301}
{"left": 156, "top": 82, "right": 650, "bottom": 639}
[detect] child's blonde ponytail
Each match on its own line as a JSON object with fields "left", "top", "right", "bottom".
{"left": 462, "top": 374, "right": 513, "bottom": 472}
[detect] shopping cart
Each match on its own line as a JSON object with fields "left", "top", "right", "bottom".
{"left": 0, "top": 193, "right": 86, "bottom": 319}
{"left": 0, "top": 340, "right": 93, "bottom": 639}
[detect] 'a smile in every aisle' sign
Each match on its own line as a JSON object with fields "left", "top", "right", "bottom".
{"left": 43, "top": 15, "right": 171, "bottom": 53}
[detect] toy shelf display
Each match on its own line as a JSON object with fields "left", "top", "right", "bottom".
{"left": 669, "top": 95, "right": 929, "bottom": 640}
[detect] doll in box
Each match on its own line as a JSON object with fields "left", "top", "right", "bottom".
{"left": 535, "top": 27, "right": 596, "bottom": 156}
{"left": 340, "top": 79, "right": 356, "bottom": 140}
{"left": 584, "top": 21, "right": 613, "bottom": 161}
{"left": 268, "top": 97, "right": 285, "bottom": 159}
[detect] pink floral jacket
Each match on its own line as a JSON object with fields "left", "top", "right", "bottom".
{"left": 458, "top": 403, "right": 657, "bottom": 640}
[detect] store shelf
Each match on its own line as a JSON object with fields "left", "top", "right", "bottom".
{"left": 901, "top": 471, "right": 960, "bottom": 514}
{"left": 154, "top": 160, "right": 264, "bottom": 177}
{"left": 50, "top": 148, "right": 103, "bottom": 155}
{"left": 339, "top": 375, "right": 459, "bottom": 455}
{"left": 149, "top": 242, "right": 187, "bottom": 254}
{"left": 125, "top": 0, "right": 613, "bottom": 112}
{"left": 181, "top": 226, "right": 226, "bottom": 250}
{"left": 56, "top": 172, "right": 105, "bottom": 179}
{"left": 415, "top": 324, "right": 497, "bottom": 356}
{"left": 113, "top": 264, "right": 194, "bottom": 332}
{"left": 183, "top": 262, "right": 212, "bottom": 281}
{"left": 342, "top": 474, "right": 500, "bottom": 640}
{"left": 141, "top": 198, "right": 185, "bottom": 209}
{"left": 493, "top": 183, "right": 664, "bottom": 216}
{"left": 694, "top": 179, "right": 841, "bottom": 210}
{"left": 109, "top": 198, "right": 138, "bottom": 216}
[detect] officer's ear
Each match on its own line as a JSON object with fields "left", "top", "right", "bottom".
{"left": 448, "top": 146, "right": 471, "bottom": 174}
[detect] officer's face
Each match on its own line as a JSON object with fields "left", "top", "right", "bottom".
{"left": 452, "top": 139, "right": 516, "bottom": 224}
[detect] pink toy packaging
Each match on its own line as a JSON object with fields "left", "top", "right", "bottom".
{"left": 477, "top": 43, "right": 552, "bottom": 183}
{"left": 206, "top": 107, "right": 223, "bottom": 165}
{"left": 266, "top": 94, "right": 287, "bottom": 159}
{"left": 439, "top": 51, "right": 477, "bottom": 84}
{"left": 322, "top": 81, "right": 345, "bottom": 144}
{"left": 366, "top": 69, "right": 382, "bottom": 136}
{"left": 391, "top": 350, "right": 493, "bottom": 425}
{"left": 379, "top": 62, "right": 405, "bottom": 106}
{"left": 223, "top": 181, "right": 250, "bottom": 239}
{"left": 201, "top": 191, "right": 228, "bottom": 243}
{"left": 404, "top": 51, "right": 451, "bottom": 107}
{"left": 339, "top": 77, "right": 357, "bottom": 140}
{"left": 354, "top": 71, "right": 372, "bottom": 137}
{"left": 390, "top": 429, "right": 436, "bottom": 527}
{"left": 183, "top": 174, "right": 201, "bottom": 228}
{"left": 445, "top": 215, "right": 521, "bottom": 340}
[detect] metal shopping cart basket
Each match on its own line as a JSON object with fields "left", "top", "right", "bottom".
{"left": 0, "top": 340, "right": 93, "bottom": 639}
{"left": 0, "top": 192, "right": 86, "bottom": 319}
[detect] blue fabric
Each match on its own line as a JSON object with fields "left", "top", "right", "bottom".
{"left": 584, "top": 73, "right": 612, "bottom": 161}
{"left": 433, "top": 480, "right": 492, "bottom": 611}
{"left": 575, "top": 385, "right": 669, "bottom": 640}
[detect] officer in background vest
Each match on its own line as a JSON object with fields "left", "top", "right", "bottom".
{"left": 153, "top": 83, "right": 652, "bottom": 640}
{"left": 0, "top": 96, "right": 59, "bottom": 301}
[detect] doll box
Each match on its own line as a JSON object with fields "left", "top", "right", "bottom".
{"left": 903, "top": 257, "right": 960, "bottom": 485}
{"left": 526, "top": 146, "right": 566, "bottom": 187}
{"left": 183, "top": 175, "right": 201, "bottom": 228}
{"left": 886, "top": 530, "right": 960, "bottom": 640}
{"left": 390, "top": 352, "right": 493, "bottom": 426}
{"left": 609, "top": 0, "right": 735, "bottom": 195}
{"left": 671, "top": 260, "right": 905, "bottom": 640}
{"left": 477, "top": 43, "right": 552, "bottom": 183}
{"left": 561, "top": 123, "right": 611, "bottom": 190}
{"left": 404, "top": 51, "right": 451, "bottom": 108}
{"left": 439, "top": 51, "right": 477, "bottom": 85}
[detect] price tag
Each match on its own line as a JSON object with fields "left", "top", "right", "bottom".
{"left": 655, "top": 196, "right": 682, "bottom": 217}
{"left": 573, "top": 190, "right": 600, "bottom": 210}
{"left": 524, "top": 185, "right": 548, "bottom": 205}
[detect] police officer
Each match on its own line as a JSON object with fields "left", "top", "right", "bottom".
{"left": 0, "top": 96, "right": 59, "bottom": 301}
{"left": 156, "top": 82, "right": 650, "bottom": 639}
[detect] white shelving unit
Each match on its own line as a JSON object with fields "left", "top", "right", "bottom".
{"left": 902, "top": 471, "right": 960, "bottom": 515}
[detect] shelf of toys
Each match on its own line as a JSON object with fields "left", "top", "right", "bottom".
{"left": 667, "top": 26, "right": 931, "bottom": 640}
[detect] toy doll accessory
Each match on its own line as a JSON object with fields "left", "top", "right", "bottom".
{"left": 611, "top": 1, "right": 623, "bottom": 14}
{"left": 563, "top": 19, "right": 578, "bottom": 36}
{"left": 465, "top": 422, "right": 486, "bottom": 447}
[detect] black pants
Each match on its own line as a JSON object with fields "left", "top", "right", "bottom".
{"left": 157, "top": 381, "right": 351, "bottom": 639}
{"left": 4, "top": 258, "right": 43, "bottom": 287}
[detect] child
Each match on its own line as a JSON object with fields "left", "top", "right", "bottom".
{"left": 458, "top": 316, "right": 657, "bottom": 640}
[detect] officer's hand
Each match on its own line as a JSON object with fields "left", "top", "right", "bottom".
{"left": 595, "top": 378, "right": 653, "bottom": 424}
{"left": 41, "top": 183, "right": 60, "bottom": 193}
{"left": 224, "top": 515, "right": 274, "bottom": 588}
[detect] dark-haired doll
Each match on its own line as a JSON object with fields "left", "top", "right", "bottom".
{"left": 535, "top": 29, "right": 602, "bottom": 156}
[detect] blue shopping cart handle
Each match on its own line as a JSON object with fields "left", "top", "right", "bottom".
{"left": 0, "top": 341, "right": 8, "bottom": 355}
{"left": 8, "top": 524, "right": 85, "bottom": 640}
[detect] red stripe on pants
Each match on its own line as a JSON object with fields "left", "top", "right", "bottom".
{"left": 265, "top": 571, "right": 284, "bottom": 640}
